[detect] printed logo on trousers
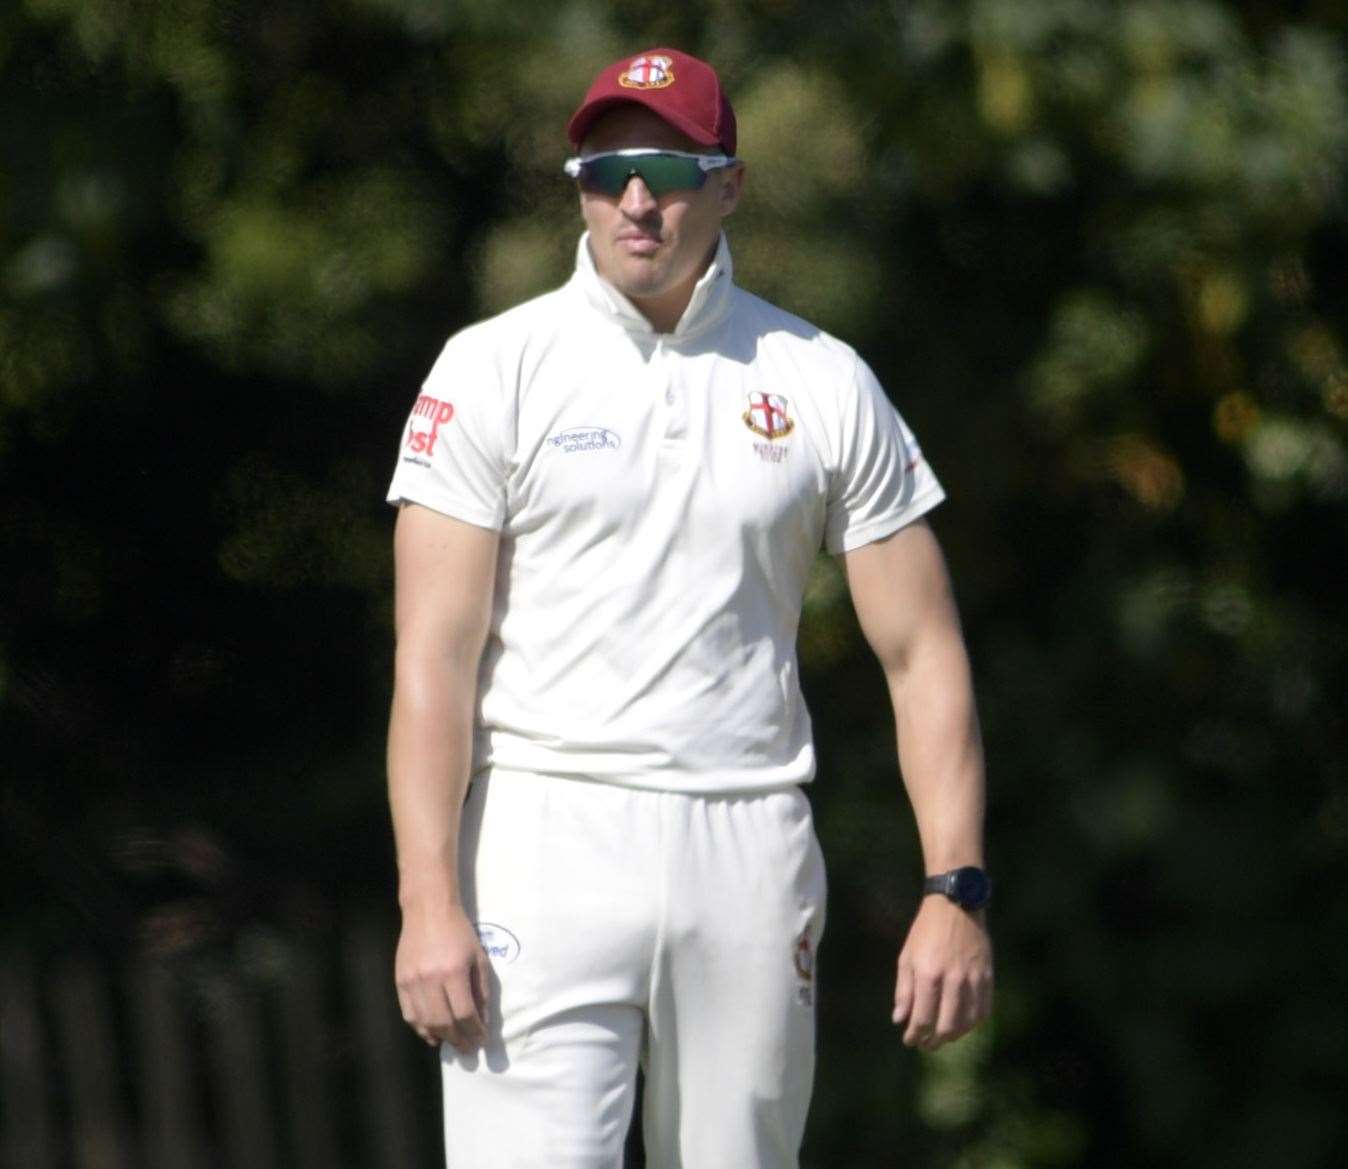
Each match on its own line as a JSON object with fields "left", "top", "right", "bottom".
{"left": 473, "top": 921, "right": 521, "bottom": 964}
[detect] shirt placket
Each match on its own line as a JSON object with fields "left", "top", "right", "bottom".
{"left": 652, "top": 337, "right": 688, "bottom": 458}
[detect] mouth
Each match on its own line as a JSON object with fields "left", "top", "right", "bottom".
{"left": 616, "top": 232, "right": 662, "bottom": 256}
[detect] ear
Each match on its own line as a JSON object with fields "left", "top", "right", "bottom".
{"left": 718, "top": 163, "right": 746, "bottom": 218}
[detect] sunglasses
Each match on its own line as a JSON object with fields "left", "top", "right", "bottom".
{"left": 562, "top": 148, "right": 738, "bottom": 197}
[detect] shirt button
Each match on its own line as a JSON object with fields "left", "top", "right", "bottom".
{"left": 665, "top": 390, "right": 675, "bottom": 405}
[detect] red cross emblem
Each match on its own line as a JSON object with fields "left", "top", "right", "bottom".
{"left": 743, "top": 392, "right": 795, "bottom": 440}
{"left": 619, "top": 55, "right": 675, "bottom": 90}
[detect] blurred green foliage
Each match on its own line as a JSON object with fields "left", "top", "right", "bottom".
{"left": 2, "top": 1, "right": 1345, "bottom": 1166}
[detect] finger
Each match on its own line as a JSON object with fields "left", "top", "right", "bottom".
{"left": 974, "top": 966, "right": 994, "bottom": 1028}
{"left": 398, "top": 977, "right": 426, "bottom": 1031}
{"left": 916, "top": 1003, "right": 942, "bottom": 1051}
{"left": 933, "top": 972, "right": 967, "bottom": 1047}
{"left": 409, "top": 979, "right": 453, "bottom": 1045}
{"left": 472, "top": 949, "right": 493, "bottom": 1029}
{"left": 902, "top": 971, "right": 939, "bottom": 1048}
{"left": 396, "top": 983, "right": 416, "bottom": 1029}
{"left": 444, "top": 966, "right": 486, "bottom": 1052}
{"left": 397, "top": 985, "right": 439, "bottom": 1047}
{"left": 892, "top": 957, "right": 914, "bottom": 1025}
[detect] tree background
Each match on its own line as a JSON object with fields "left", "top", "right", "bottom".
{"left": 2, "top": 1, "right": 1345, "bottom": 1166}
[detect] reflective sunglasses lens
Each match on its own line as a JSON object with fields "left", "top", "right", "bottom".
{"left": 577, "top": 156, "right": 630, "bottom": 195}
{"left": 633, "top": 155, "right": 708, "bottom": 195}
{"left": 580, "top": 154, "right": 708, "bottom": 196}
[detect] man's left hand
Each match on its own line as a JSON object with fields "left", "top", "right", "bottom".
{"left": 891, "top": 896, "right": 993, "bottom": 1051}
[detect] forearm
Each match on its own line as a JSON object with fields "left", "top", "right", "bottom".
{"left": 384, "top": 505, "right": 499, "bottom": 1050}
{"left": 887, "top": 623, "right": 985, "bottom": 873}
{"left": 386, "top": 648, "right": 480, "bottom": 908}
{"left": 843, "top": 524, "right": 992, "bottom": 1046}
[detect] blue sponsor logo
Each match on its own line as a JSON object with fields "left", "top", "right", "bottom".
{"left": 473, "top": 921, "right": 521, "bottom": 964}
{"left": 547, "top": 426, "right": 621, "bottom": 453}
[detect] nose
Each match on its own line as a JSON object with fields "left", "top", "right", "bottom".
{"left": 618, "top": 173, "right": 658, "bottom": 217}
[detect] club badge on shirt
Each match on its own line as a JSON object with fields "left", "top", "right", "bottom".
{"left": 742, "top": 392, "right": 795, "bottom": 441}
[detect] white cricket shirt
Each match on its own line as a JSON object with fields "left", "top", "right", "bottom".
{"left": 387, "top": 233, "right": 945, "bottom": 792}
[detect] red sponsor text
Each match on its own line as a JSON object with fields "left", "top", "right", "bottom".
{"left": 406, "top": 393, "right": 455, "bottom": 455}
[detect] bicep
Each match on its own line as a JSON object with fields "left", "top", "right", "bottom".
{"left": 393, "top": 503, "right": 500, "bottom": 660}
{"left": 839, "top": 519, "right": 962, "bottom": 676}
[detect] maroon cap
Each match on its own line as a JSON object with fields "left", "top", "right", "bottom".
{"left": 567, "top": 48, "right": 737, "bottom": 156}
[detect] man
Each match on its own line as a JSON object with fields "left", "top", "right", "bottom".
{"left": 385, "top": 47, "right": 992, "bottom": 1169}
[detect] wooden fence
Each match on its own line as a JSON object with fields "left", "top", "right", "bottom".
{"left": 0, "top": 913, "right": 442, "bottom": 1169}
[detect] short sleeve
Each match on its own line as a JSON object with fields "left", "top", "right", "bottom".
{"left": 385, "top": 332, "right": 510, "bottom": 530}
{"left": 823, "top": 354, "right": 945, "bottom": 554}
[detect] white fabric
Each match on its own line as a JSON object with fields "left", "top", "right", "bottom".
{"left": 443, "top": 768, "right": 827, "bottom": 1169}
{"left": 386, "top": 232, "right": 944, "bottom": 792}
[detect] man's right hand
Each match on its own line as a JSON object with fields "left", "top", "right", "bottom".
{"left": 394, "top": 900, "right": 492, "bottom": 1052}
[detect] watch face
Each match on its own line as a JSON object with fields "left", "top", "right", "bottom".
{"left": 952, "top": 867, "right": 991, "bottom": 908}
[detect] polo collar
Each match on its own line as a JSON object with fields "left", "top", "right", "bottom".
{"left": 570, "top": 231, "right": 734, "bottom": 341}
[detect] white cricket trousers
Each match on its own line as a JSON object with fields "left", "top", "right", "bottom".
{"left": 441, "top": 768, "right": 828, "bottom": 1169}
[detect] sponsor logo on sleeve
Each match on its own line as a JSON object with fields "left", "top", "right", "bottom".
{"left": 403, "top": 393, "right": 455, "bottom": 461}
{"left": 546, "top": 426, "right": 622, "bottom": 454}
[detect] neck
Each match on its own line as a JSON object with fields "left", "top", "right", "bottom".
{"left": 598, "top": 236, "right": 721, "bottom": 335}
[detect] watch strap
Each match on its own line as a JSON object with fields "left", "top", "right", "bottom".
{"left": 922, "top": 872, "right": 955, "bottom": 897}
{"left": 923, "top": 866, "right": 991, "bottom": 909}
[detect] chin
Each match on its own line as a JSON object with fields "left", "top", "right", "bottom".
{"left": 610, "top": 265, "right": 670, "bottom": 299}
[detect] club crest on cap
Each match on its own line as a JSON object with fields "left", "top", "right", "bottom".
{"left": 619, "top": 55, "right": 675, "bottom": 90}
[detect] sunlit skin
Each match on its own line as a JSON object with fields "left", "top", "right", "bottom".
{"left": 578, "top": 104, "right": 745, "bottom": 333}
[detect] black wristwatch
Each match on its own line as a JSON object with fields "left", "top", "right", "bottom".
{"left": 923, "top": 866, "right": 992, "bottom": 910}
